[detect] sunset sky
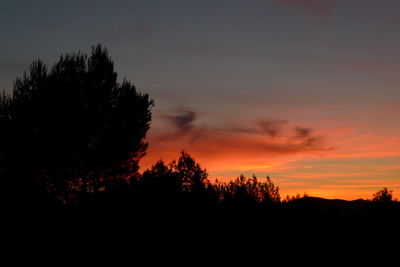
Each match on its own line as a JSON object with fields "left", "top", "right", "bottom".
{"left": 1, "top": 0, "right": 400, "bottom": 199}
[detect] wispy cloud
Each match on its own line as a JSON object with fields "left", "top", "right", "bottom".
{"left": 141, "top": 107, "right": 400, "bottom": 200}
{"left": 163, "top": 108, "right": 196, "bottom": 134}
{"left": 259, "top": 119, "right": 288, "bottom": 137}
{"left": 294, "top": 126, "right": 312, "bottom": 138}
{"left": 147, "top": 107, "right": 331, "bottom": 164}
{"left": 157, "top": 108, "right": 206, "bottom": 143}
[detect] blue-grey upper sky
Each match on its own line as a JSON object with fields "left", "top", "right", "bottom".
{"left": 1, "top": 1, "right": 399, "bottom": 116}
{"left": 1, "top": 0, "right": 400, "bottom": 199}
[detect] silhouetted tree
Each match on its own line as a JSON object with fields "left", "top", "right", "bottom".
{"left": 372, "top": 187, "right": 394, "bottom": 203}
{"left": 171, "top": 151, "right": 208, "bottom": 193}
{"left": 283, "top": 193, "right": 309, "bottom": 203}
{"left": 214, "top": 175, "right": 280, "bottom": 209}
{"left": 139, "top": 152, "right": 210, "bottom": 209}
{"left": 139, "top": 160, "right": 182, "bottom": 207}
{"left": 0, "top": 44, "right": 153, "bottom": 205}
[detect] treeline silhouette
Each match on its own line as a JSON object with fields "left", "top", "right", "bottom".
{"left": 1, "top": 45, "right": 399, "bottom": 252}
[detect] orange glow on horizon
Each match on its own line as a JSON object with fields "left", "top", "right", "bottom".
{"left": 140, "top": 109, "right": 400, "bottom": 201}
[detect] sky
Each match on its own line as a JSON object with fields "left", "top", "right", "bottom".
{"left": 1, "top": 0, "right": 400, "bottom": 199}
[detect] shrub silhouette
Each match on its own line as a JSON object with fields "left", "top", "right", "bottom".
{"left": 171, "top": 151, "right": 208, "bottom": 193}
{"left": 139, "top": 160, "right": 182, "bottom": 208}
{"left": 0, "top": 44, "right": 153, "bottom": 205}
{"left": 213, "top": 175, "right": 280, "bottom": 209}
{"left": 138, "top": 152, "right": 211, "bottom": 209}
{"left": 372, "top": 187, "right": 394, "bottom": 203}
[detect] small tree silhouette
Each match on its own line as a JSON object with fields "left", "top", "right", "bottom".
{"left": 214, "top": 175, "right": 280, "bottom": 208}
{"left": 171, "top": 151, "right": 208, "bottom": 193}
{"left": 139, "top": 152, "right": 211, "bottom": 209}
{"left": 140, "top": 160, "right": 182, "bottom": 206}
{"left": 372, "top": 187, "right": 393, "bottom": 203}
{"left": 0, "top": 44, "right": 153, "bottom": 204}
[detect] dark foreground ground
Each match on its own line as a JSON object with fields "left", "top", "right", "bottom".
{"left": 6, "top": 197, "right": 399, "bottom": 262}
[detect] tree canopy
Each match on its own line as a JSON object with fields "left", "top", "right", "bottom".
{"left": 372, "top": 187, "right": 394, "bottom": 203}
{"left": 0, "top": 44, "right": 153, "bottom": 202}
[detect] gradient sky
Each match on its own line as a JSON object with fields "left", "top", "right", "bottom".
{"left": 1, "top": 0, "right": 400, "bottom": 199}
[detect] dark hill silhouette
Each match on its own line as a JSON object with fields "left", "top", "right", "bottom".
{"left": 290, "top": 196, "right": 368, "bottom": 209}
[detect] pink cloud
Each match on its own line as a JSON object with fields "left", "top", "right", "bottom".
{"left": 140, "top": 108, "right": 331, "bottom": 175}
{"left": 140, "top": 106, "right": 400, "bottom": 200}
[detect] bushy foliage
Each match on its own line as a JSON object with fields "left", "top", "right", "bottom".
{"left": 213, "top": 175, "right": 280, "bottom": 208}
{"left": 372, "top": 187, "right": 394, "bottom": 203}
{"left": 0, "top": 45, "right": 153, "bottom": 204}
{"left": 125, "top": 152, "right": 281, "bottom": 210}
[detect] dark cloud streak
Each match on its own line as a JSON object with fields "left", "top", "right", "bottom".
{"left": 158, "top": 108, "right": 207, "bottom": 144}
{"left": 294, "top": 126, "right": 312, "bottom": 138}
{"left": 259, "top": 119, "right": 288, "bottom": 137}
{"left": 173, "top": 110, "right": 195, "bottom": 133}
{"left": 293, "top": 126, "right": 325, "bottom": 148}
{"left": 158, "top": 107, "right": 332, "bottom": 154}
{"left": 163, "top": 108, "right": 196, "bottom": 134}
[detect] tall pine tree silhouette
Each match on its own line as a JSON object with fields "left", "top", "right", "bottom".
{"left": 0, "top": 44, "right": 153, "bottom": 206}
